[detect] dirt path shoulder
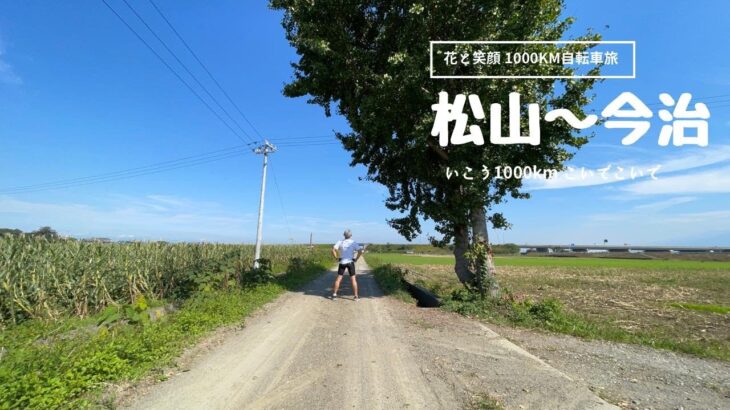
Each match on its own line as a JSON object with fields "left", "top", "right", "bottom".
{"left": 491, "top": 325, "right": 729, "bottom": 409}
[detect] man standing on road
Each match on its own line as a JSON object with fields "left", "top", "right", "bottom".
{"left": 332, "top": 229, "right": 364, "bottom": 300}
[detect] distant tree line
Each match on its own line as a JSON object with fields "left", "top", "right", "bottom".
{"left": 0, "top": 226, "right": 60, "bottom": 240}
{"left": 368, "top": 243, "right": 520, "bottom": 255}
{"left": 0, "top": 227, "right": 119, "bottom": 243}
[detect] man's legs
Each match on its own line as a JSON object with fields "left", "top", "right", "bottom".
{"left": 332, "top": 274, "right": 343, "bottom": 296}
{"left": 348, "top": 262, "right": 359, "bottom": 299}
{"left": 350, "top": 275, "right": 358, "bottom": 299}
{"left": 333, "top": 263, "right": 345, "bottom": 297}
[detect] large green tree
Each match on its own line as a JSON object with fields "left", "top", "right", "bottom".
{"left": 271, "top": 0, "right": 600, "bottom": 292}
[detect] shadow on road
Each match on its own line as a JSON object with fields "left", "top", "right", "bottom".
{"left": 295, "top": 267, "right": 385, "bottom": 302}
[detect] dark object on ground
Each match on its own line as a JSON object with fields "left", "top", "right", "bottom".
{"left": 402, "top": 279, "right": 442, "bottom": 308}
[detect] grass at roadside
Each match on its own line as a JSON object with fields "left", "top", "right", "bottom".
{"left": 468, "top": 393, "right": 505, "bottom": 410}
{"left": 0, "top": 257, "right": 329, "bottom": 409}
{"left": 370, "top": 264, "right": 416, "bottom": 304}
{"left": 366, "top": 254, "right": 730, "bottom": 361}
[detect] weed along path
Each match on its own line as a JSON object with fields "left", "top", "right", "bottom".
{"left": 125, "top": 259, "right": 615, "bottom": 410}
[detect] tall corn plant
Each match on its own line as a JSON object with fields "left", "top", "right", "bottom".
{"left": 0, "top": 235, "right": 327, "bottom": 324}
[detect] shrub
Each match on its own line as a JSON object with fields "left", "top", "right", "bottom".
{"left": 241, "top": 258, "right": 275, "bottom": 286}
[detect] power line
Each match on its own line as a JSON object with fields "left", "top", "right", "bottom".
{"left": 146, "top": 0, "right": 339, "bottom": 160}
{"left": 105, "top": 1, "right": 344, "bottom": 150}
{"left": 147, "top": 0, "right": 265, "bottom": 140}
{"left": 119, "top": 0, "right": 256, "bottom": 144}
{"left": 101, "top": 0, "right": 253, "bottom": 145}
{"left": 275, "top": 141, "right": 340, "bottom": 147}
{"left": 0, "top": 145, "right": 249, "bottom": 194}
{"left": 644, "top": 94, "right": 730, "bottom": 107}
{"left": 91, "top": 0, "right": 340, "bottom": 252}
{"left": 0, "top": 151, "right": 246, "bottom": 194}
{"left": 4, "top": 144, "right": 247, "bottom": 190}
{"left": 267, "top": 135, "right": 335, "bottom": 141}
{"left": 274, "top": 140, "right": 338, "bottom": 145}
{"left": 278, "top": 140, "right": 341, "bottom": 146}
{"left": 0, "top": 142, "right": 335, "bottom": 195}
{"left": 704, "top": 102, "right": 730, "bottom": 109}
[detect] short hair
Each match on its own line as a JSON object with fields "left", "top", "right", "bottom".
{"left": 343, "top": 229, "right": 352, "bottom": 238}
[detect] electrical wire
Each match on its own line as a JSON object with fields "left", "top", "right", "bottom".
{"left": 101, "top": 0, "right": 253, "bottom": 145}
{"left": 274, "top": 140, "right": 337, "bottom": 145}
{"left": 119, "top": 0, "right": 255, "bottom": 144}
{"left": 19, "top": 2, "right": 346, "bottom": 197}
{"left": 277, "top": 140, "right": 341, "bottom": 147}
{"left": 275, "top": 142, "right": 341, "bottom": 147}
{"left": 125, "top": 1, "right": 339, "bottom": 150}
{"left": 105, "top": 2, "right": 344, "bottom": 150}
{"left": 267, "top": 135, "right": 336, "bottom": 141}
{"left": 644, "top": 94, "right": 730, "bottom": 107}
{"left": 0, "top": 146, "right": 248, "bottom": 194}
{"left": 0, "top": 142, "right": 340, "bottom": 195}
{"left": 147, "top": 0, "right": 265, "bottom": 141}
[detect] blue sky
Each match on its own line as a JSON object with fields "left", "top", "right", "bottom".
{"left": 0, "top": 1, "right": 728, "bottom": 246}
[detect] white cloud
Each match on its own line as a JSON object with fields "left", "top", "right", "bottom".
{"left": 632, "top": 196, "right": 696, "bottom": 210}
{"left": 0, "top": 194, "right": 407, "bottom": 243}
{"left": 0, "top": 194, "right": 255, "bottom": 242}
{"left": 525, "top": 145, "right": 730, "bottom": 191}
{"left": 659, "top": 145, "right": 730, "bottom": 173}
{"left": 622, "top": 165, "right": 730, "bottom": 195}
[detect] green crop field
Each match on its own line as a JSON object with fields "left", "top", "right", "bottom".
{"left": 367, "top": 252, "right": 730, "bottom": 270}
{"left": 0, "top": 236, "right": 329, "bottom": 324}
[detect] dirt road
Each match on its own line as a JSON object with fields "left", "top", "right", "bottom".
{"left": 127, "top": 260, "right": 614, "bottom": 409}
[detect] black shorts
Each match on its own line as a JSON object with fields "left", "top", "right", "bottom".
{"left": 337, "top": 262, "right": 356, "bottom": 276}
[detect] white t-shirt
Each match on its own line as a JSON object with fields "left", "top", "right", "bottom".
{"left": 333, "top": 239, "right": 363, "bottom": 264}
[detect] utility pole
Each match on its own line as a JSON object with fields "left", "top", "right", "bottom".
{"left": 253, "top": 140, "right": 277, "bottom": 268}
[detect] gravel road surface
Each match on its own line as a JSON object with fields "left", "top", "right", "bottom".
{"left": 126, "top": 259, "right": 615, "bottom": 409}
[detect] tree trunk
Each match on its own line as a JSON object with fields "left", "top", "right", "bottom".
{"left": 470, "top": 206, "right": 489, "bottom": 245}
{"left": 453, "top": 223, "right": 474, "bottom": 284}
{"left": 470, "top": 206, "right": 500, "bottom": 296}
{"left": 453, "top": 208, "right": 501, "bottom": 295}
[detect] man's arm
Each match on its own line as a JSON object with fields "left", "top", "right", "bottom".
{"left": 354, "top": 244, "right": 364, "bottom": 262}
{"left": 332, "top": 243, "right": 339, "bottom": 260}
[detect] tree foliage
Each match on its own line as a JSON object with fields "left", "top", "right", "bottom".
{"left": 31, "top": 226, "right": 59, "bottom": 240}
{"left": 271, "top": 0, "right": 601, "bottom": 285}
